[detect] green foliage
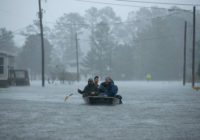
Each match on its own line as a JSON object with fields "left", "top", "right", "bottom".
{"left": 50, "top": 13, "right": 86, "bottom": 68}
{"left": 82, "top": 7, "right": 200, "bottom": 80}
{"left": 112, "top": 45, "right": 135, "bottom": 80}
{"left": 21, "top": 20, "right": 50, "bottom": 37}
{"left": 83, "top": 7, "right": 121, "bottom": 78}
{"left": 0, "top": 28, "right": 17, "bottom": 53}
{"left": 3, "top": 6, "right": 200, "bottom": 81}
{"left": 16, "top": 34, "right": 52, "bottom": 74}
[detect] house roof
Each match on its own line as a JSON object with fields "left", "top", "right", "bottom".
{"left": 0, "top": 51, "right": 16, "bottom": 57}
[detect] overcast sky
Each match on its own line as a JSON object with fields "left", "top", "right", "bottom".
{"left": 0, "top": 0, "right": 199, "bottom": 46}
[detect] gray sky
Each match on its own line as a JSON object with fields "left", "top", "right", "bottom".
{"left": 0, "top": 0, "right": 199, "bottom": 46}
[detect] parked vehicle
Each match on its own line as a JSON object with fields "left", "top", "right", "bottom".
{"left": 8, "top": 70, "right": 30, "bottom": 86}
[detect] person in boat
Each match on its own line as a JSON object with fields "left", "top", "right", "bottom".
{"left": 77, "top": 78, "right": 98, "bottom": 97}
{"left": 94, "top": 76, "right": 99, "bottom": 88}
{"left": 99, "top": 77, "right": 122, "bottom": 103}
{"left": 99, "top": 77, "right": 118, "bottom": 97}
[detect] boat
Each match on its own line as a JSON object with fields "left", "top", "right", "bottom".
{"left": 83, "top": 96, "right": 121, "bottom": 105}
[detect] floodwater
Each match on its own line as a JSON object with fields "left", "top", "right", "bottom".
{"left": 0, "top": 81, "right": 200, "bottom": 140}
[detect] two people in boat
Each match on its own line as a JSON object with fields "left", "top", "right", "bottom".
{"left": 78, "top": 76, "right": 119, "bottom": 98}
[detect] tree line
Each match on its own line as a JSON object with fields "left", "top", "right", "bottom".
{"left": 0, "top": 6, "right": 200, "bottom": 81}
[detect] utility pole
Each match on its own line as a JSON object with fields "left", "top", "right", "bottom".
{"left": 192, "top": 6, "right": 196, "bottom": 87}
{"left": 183, "top": 21, "right": 187, "bottom": 86}
{"left": 38, "top": 0, "right": 45, "bottom": 87}
{"left": 75, "top": 32, "right": 80, "bottom": 82}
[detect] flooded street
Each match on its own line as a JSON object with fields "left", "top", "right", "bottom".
{"left": 0, "top": 81, "right": 200, "bottom": 140}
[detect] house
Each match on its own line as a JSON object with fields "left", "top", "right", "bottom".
{"left": 0, "top": 51, "right": 30, "bottom": 87}
{"left": 0, "top": 51, "right": 15, "bottom": 86}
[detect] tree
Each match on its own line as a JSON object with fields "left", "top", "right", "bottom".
{"left": 21, "top": 20, "right": 50, "bottom": 37}
{"left": 112, "top": 45, "right": 135, "bottom": 80}
{"left": 16, "top": 34, "right": 52, "bottom": 75}
{"left": 50, "top": 13, "right": 86, "bottom": 70}
{"left": 120, "top": 7, "right": 191, "bottom": 80}
{"left": 83, "top": 22, "right": 112, "bottom": 77}
{"left": 83, "top": 7, "right": 121, "bottom": 78}
{"left": 0, "top": 28, "right": 17, "bottom": 53}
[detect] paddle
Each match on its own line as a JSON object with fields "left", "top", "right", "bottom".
{"left": 193, "top": 86, "right": 200, "bottom": 91}
{"left": 64, "top": 93, "right": 73, "bottom": 101}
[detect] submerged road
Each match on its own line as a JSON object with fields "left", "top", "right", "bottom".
{"left": 0, "top": 81, "right": 200, "bottom": 140}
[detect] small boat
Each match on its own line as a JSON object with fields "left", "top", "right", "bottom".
{"left": 83, "top": 96, "right": 121, "bottom": 105}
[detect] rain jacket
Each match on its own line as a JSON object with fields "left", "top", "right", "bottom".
{"left": 81, "top": 83, "right": 98, "bottom": 96}
{"left": 99, "top": 80, "right": 118, "bottom": 97}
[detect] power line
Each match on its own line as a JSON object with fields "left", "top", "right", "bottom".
{"left": 76, "top": 0, "right": 200, "bottom": 9}
{"left": 75, "top": 0, "right": 167, "bottom": 9}
{"left": 114, "top": 0, "right": 200, "bottom": 6}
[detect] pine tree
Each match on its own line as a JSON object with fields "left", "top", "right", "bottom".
{"left": 0, "top": 28, "right": 17, "bottom": 53}
{"left": 83, "top": 7, "right": 121, "bottom": 78}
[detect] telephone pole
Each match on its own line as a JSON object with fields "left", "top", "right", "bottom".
{"left": 183, "top": 21, "right": 187, "bottom": 86}
{"left": 192, "top": 6, "right": 196, "bottom": 87}
{"left": 75, "top": 33, "right": 80, "bottom": 82}
{"left": 38, "top": 0, "right": 45, "bottom": 87}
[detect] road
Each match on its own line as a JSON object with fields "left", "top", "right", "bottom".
{"left": 0, "top": 81, "right": 200, "bottom": 140}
